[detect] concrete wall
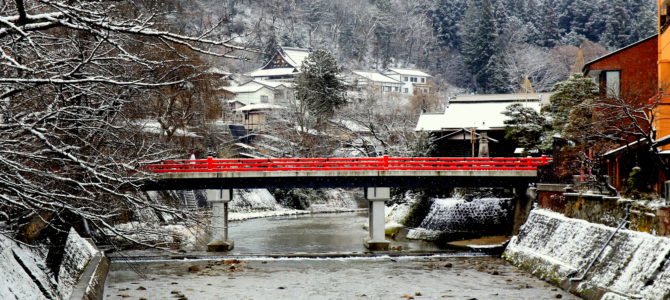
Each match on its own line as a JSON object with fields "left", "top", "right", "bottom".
{"left": 504, "top": 209, "right": 670, "bottom": 300}
{"left": 0, "top": 229, "right": 108, "bottom": 300}
{"left": 536, "top": 185, "right": 670, "bottom": 237}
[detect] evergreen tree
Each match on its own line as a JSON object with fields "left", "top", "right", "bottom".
{"left": 545, "top": 73, "right": 599, "bottom": 140}
{"left": 484, "top": 51, "right": 513, "bottom": 93}
{"left": 629, "top": 4, "right": 657, "bottom": 43}
{"left": 295, "top": 50, "right": 347, "bottom": 124}
{"left": 431, "top": 0, "right": 467, "bottom": 48}
{"left": 371, "top": 0, "right": 395, "bottom": 68}
{"left": 503, "top": 103, "right": 550, "bottom": 153}
{"left": 536, "top": 0, "right": 561, "bottom": 48}
{"left": 601, "top": 0, "right": 631, "bottom": 49}
{"left": 544, "top": 74, "right": 600, "bottom": 177}
{"left": 459, "top": 0, "right": 498, "bottom": 92}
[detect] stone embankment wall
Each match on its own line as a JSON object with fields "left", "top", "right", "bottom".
{"left": 504, "top": 209, "right": 670, "bottom": 300}
{"left": 0, "top": 228, "right": 108, "bottom": 300}
{"left": 535, "top": 184, "right": 670, "bottom": 237}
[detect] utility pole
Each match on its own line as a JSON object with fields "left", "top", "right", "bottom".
{"left": 470, "top": 127, "right": 476, "bottom": 157}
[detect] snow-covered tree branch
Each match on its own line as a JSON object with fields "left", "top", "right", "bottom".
{"left": 0, "top": 0, "right": 250, "bottom": 248}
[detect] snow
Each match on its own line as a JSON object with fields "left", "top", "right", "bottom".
{"left": 112, "top": 222, "right": 205, "bottom": 250}
{"left": 385, "top": 68, "right": 432, "bottom": 77}
{"left": 246, "top": 67, "right": 297, "bottom": 77}
{"left": 135, "top": 120, "right": 202, "bottom": 138}
{"left": 58, "top": 228, "right": 99, "bottom": 299}
{"left": 415, "top": 100, "right": 542, "bottom": 131}
{"left": 351, "top": 71, "right": 402, "bottom": 84}
{"left": 450, "top": 93, "right": 551, "bottom": 103}
{"left": 221, "top": 85, "right": 267, "bottom": 94}
{"left": 233, "top": 103, "right": 285, "bottom": 112}
{"left": 505, "top": 209, "right": 670, "bottom": 299}
{"left": 0, "top": 236, "right": 56, "bottom": 300}
{"left": 418, "top": 197, "right": 512, "bottom": 232}
{"left": 229, "top": 189, "right": 282, "bottom": 212}
{"left": 281, "top": 47, "right": 311, "bottom": 69}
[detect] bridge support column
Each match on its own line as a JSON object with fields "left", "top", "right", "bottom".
{"left": 364, "top": 187, "right": 390, "bottom": 251}
{"left": 207, "top": 189, "right": 235, "bottom": 252}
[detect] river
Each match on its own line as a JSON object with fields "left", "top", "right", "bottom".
{"left": 104, "top": 212, "right": 578, "bottom": 299}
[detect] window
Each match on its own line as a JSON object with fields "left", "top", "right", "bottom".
{"left": 404, "top": 76, "right": 409, "bottom": 82}
{"left": 404, "top": 88, "right": 408, "bottom": 93}
{"left": 383, "top": 86, "right": 391, "bottom": 92}
{"left": 410, "top": 77, "right": 417, "bottom": 83}
{"left": 394, "top": 87, "right": 399, "bottom": 92}
{"left": 420, "top": 77, "right": 425, "bottom": 83}
{"left": 260, "top": 95, "right": 269, "bottom": 103}
{"left": 599, "top": 71, "right": 620, "bottom": 98}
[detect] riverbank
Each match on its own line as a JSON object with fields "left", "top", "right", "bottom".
{"left": 504, "top": 209, "right": 670, "bottom": 300}
{"left": 105, "top": 255, "right": 577, "bottom": 300}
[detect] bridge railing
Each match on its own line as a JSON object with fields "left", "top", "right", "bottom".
{"left": 142, "top": 156, "right": 552, "bottom": 173}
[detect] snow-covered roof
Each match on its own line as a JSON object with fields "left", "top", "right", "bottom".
{"left": 281, "top": 47, "right": 311, "bottom": 69}
{"left": 415, "top": 101, "right": 542, "bottom": 131}
{"left": 221, "top": 85, "right": 270, "bottom": 94}
{"left": 251, "top": 79, "right": 293, "bottom": 89}
{"left": 352, "top": 71, "right": 402, "bottom": 84}
{"left": 234, "top": 103, "right": 285, "bottom": 112}
{"left": 246, "top": 67, "right": 297, "bottom": 78}
{"left": 602, "top": 138, "right": 647, "bottom": 156}
{"left": 385, "top": 68, "right": 432, "bottom": 77}
{"left": 451, "top": 93, "right": 552, "bottom": 104}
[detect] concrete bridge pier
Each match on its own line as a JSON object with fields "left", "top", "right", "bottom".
{"left": 364, "top": 187, "right": 390, "bottom": 251}
{"left": 206, "top": 189, "right": 235, "bottom": 252}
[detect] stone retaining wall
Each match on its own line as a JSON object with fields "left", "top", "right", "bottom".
{"left": 536, "top": 184, "right": 670, "bottom": 237}
{"left": 504, "top": 209, "right": 670, "bottom": 300}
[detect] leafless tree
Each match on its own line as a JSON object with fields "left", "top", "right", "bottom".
{"left": 0, "top": 0, "right": 250, "bottom": 247}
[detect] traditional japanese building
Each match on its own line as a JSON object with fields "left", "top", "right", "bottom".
{"left": 245, "top": 47, "right": 311, "bottom": 81}
{"left": 415, "top": 93, "right": 549, "bottom": 157}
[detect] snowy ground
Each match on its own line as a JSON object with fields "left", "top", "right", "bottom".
{"left": 104, "top": 256, "right": 578, "bottom": 300}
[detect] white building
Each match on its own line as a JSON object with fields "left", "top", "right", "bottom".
{"left": 347, "top": 71, "right": 403, "bottom": 94}
{"left": 245, "top": 47, "right": 311, "bottom": 81}
{"left": 221, "top": 79, "right": 294, "bottom": 106}
{"left": 383, "top": 68, "right": 432, "bottom": 96}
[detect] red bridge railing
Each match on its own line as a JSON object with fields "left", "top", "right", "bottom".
{"left": 143, "top": 156, "right": 552, "bottom": 173}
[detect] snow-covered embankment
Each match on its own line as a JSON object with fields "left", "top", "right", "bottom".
{"left": 0, "top": 228, "right": 106, "bottom": 300}
{"left": 504, "top": 209, "right": 670, "bottom": 300}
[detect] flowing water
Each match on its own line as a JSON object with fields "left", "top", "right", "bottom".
{"left": 227, "top": 212, "right": 441, "bottom": 254}
{"left": 105, "top": 212, "right": 579, "bottom": 299}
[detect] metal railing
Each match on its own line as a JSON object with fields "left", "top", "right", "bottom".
{"left": 143, "top": 156, "right": 552, "bottom": 173}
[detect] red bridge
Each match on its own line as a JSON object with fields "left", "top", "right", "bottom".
{"left": 141, "top": 156, "right": 552, "bottom": 252}
{"left": 144, "top": 156, "right": 551, "bottom": 174}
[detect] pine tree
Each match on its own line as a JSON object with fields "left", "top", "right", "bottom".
{"left": 546, "top": 73, "right": 599, "bottom": 139}
{"left": 537, "top": 0, "right": 561, "bottom": 48}
{"left": 601, "top": 0, "right": 631, "bottom": 49}
{"left": 431, "top": 0, "right": 467, "bottom": 48}
{"left": 459, "top": 0, "right": 498, "bottom": 92}
{"left": 629, "top": 4, "right": 657, "bottom": 43}
{"left": 295, "top": 50, "right": 347, "bottom": 124}
{"left": 503, "top": 103, "right": 550, "bottom": 153}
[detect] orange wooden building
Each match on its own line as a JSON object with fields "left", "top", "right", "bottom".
{"left": 658, "top": 1, "right": 670, "bottom": 145}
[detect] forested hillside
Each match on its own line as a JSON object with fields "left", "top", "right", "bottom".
{"left": 174, "top": 0, "right": 656, "bottom": 94}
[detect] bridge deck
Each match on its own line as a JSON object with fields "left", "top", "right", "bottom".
{"left": 142, "top": 156, "right": 550, "bottom": 190}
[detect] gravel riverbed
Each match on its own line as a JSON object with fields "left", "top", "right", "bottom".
{"left": 105, "top": 255, "right": 578, "bottom": 300}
